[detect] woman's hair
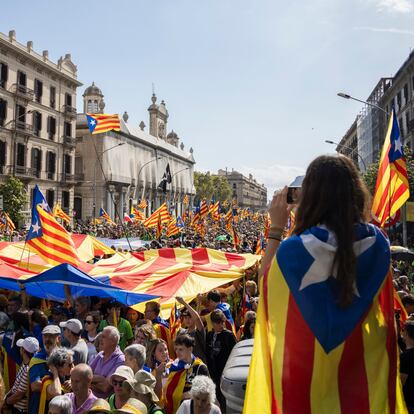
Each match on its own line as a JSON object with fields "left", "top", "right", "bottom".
{"left": 86, "top": 311, "right": 101, "bottom": 325}
{"left": 146, "top": 338, "right": 167, "bottom": 368}
{"left": 242, "top": 316, "right": 256, "bottom": 340}
{"left": 47, "top": 348, "right": 74, "bottom": 368}
{"left": 31, "top": 309, "right": 48, "bottom": 328}
{"left": 124, "top": 344, "right": 146, "bottom": 370}
{"left": 135, "top": 323, "right": 156, "bottom": 341}
{"left": 49, "top": 395, "right": 72, "bottom": 414}
{"left": 294, "top": 155, "right": 370, "bottom": 307}
{"left": 190, "top": 375, "right": 216, "bottom": 404}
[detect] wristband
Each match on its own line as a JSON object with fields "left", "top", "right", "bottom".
{"left": 268, "top": 230, "right": 283, "bottom": 241}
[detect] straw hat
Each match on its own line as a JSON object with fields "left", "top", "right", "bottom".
{"left": 86, "top": 398, "right": 112, "bottom": 413}
{"left": 124, "top": 370, "right": 159, "bottom": 402}
{"left": 113, "top": 398, "right": 147, "bottom": 414}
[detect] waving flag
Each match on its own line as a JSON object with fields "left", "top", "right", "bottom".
{"left": 1, "top": 213, "right": 15, "bottom": 233}
{"left": 131, "top": 207, "right": 145, "bottom": 222}
{"left": 86, "top": 113, "right": 121, "bottom": 135}
{"left": 199, "top": 199, "right": 209, "bottom": 218}
{"left": 210, "top": 201, "right": 220, "bottom": 220}
{"left": 255, "top": 234, "right": 265, "bottom": 255}
{"left": 155, "top": 213, "right": 163, "bottom": 239}
{"left": 244, "top": 223, "right": 406, "bottom": 414}
{"left": 53, "top": 203, "right": 70, "bottom": 224}
{"left": 158, "top": 163, "right": 172, "bottom": 194}
{"left": 99, "top": 208, "right": 115, "bottom": 225}
{"left": 169, "top": 303, "right": 182, "bottom": 340}
{"left": 138, "top": 199, "right": 148, "bottom": 209}
{"left": 26, "top": 186, "right": 79, "bottom": 267}
{"left": 143, "top": 204, "right": 171, "bottom": 228}
{"left": 166, "top": 219, "right": 180, "bottom": 238}
{"left": 182, "top": 194, "right": 189, "bottom": 205}
{"left": 372, "top": 109, "right": 410, "bottom": 226}
{"left": 176, "top": 216, "right": 184, "bottom": 228}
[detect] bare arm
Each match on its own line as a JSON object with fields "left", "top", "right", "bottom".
{"left": 176, "top": 297, "right": 204, "bottom": 332}
{"left": 47, "top": 366, "right": 62, "bottom": 398}
{"left": 6, "top": 390, "right": 25, "bottom": 405}
{"left": 31, "top": 380, "right": 42, "bottom": 392}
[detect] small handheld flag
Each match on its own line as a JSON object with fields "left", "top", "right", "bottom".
{"left": 53, "top": 203, "right": 70, "bottom": 224}
{"left": 99, "top": 208, "right": 115, "bottom": 225}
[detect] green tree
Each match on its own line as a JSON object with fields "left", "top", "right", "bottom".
{"left": 0, "top": 176, "right": 27, "bottom": 225}
{"left": 362, "top": 146, "right": 414, "bottom": 200}
{"left": 194, "top": 171, "right": 232, "bottom": 203}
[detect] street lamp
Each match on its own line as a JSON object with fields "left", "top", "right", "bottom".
{"left": 134, "top": 156, "right": 163, "bottom": 202}
{"left": 337, "top": 92, "right": 388, "bottom": 115}
{"left": 169, "top": 166, "right": 190, "bottom": 215}
{"left": 93, "top": 142, "right": 125, "bottom": 218}
{"left": 325, "top": 139, "right": 367, "bottom": 171}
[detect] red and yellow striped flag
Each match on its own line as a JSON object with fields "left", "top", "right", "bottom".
{"left": 182, "top": 194, "right": 189, "bottom": 205}
{"left": 166, "top": 218, "right": 180, "bottom": 237}
{"left": 138, "top": 199, "right": 148, "bottom": 209}
{"left": 199, "top": 199, "right": 209, "bottom": 218}
{"left": 2, "top": 212, "right": 15, "bottom": 233}
{"left": 53, "top": 203, "right": 70, "bottom": 224}
{"left": 86, "top": 113, "right": 121, "bottom": 135}
{"left": 156, "top": 213, "right": 163, "bottom": 239}
{"left": 131, "top": 207, "right": 145, "bottom": 221}
{"left": 99, "top": 208, "right": 115, "bottom": 225}
{"left": 144, "top": 203, "right": 171, "bottom": 228}
{"left": 372, "top": 109, "right": 410, "bottom": 226}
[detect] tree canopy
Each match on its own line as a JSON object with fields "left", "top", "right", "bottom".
{"left": 0, "top": 176, "right": 27, "bottom": 225}
{"left": 194, "top": 171, "right": 232, "bottom": 203}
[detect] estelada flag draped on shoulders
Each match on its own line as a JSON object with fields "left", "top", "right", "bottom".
{"left": 244, "top": 223, "right": 407, "bottom": 414}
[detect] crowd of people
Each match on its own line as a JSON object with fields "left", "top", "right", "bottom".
{"left": 0, "top": 266, "right": 259, "bottom": 414}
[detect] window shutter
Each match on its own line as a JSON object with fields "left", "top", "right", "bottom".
{"left": 47, "top": 116, "right": 50, "bottom": 133}
{"left": 46, "top": 151, "right": 49, "bottom": 172}
{"left": 51, "top": 117, "right": 56, "bottom": 134}
{"left": 38, "top": 81, "right": 43, "bottom": 97}
{"left": 38, "top": 113, "right": 42, "bottom": 131}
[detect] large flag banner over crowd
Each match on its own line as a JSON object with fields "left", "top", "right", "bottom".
{"left": 0, "top": 104, "right": 413, "bottom": 414}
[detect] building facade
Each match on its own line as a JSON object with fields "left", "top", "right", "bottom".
{"left": 336, "top": 118, "right": 359, "bottom": 167}
{"left": 75, "top": 85, "right": 195, "bottom": 221}
{"left": 0, "top": 30, "right": 82, "bottom": 220}
{"left": 216, "top": 169, "right": 267, "bottom": 211}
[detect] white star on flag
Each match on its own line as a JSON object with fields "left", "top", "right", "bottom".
{"left": 39, "top": 201, "right": 49, "bottom": 211}
{"left": 89, "top": 119, "right": 96, "bottom": 126}
{"left": 31, "top": 221, "right": 40, "bottom": 234}
{"left": 394, "top": 136, "right": 403, "bottom": 154}
{"left": 298, "top": 233, "right": 376, "bottom": 295}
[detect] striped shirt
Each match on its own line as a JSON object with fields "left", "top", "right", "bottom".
{"left": 10, "top": 362, "right": 29, "bottom": 412}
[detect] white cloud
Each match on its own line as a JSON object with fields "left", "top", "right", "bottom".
{"left": 368, "top": 0, "right": 414, "bottom": 13}
{"left": 354, "top": 26, "right": 414, "bottom": 35}
{"left": 238, "top": 164, "right": 306, "bottom": 199}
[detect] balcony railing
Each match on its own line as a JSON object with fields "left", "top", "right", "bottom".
{"left": 74, "top": 173, "right": 85, "bottom": 181}
{"left": 63, "top": 136, "right": 76, "bottom": 148}
{"left": 61, "top": 173, "right": 75, "bottom": 182}
{"left": 47, "top": 172, "right": 56, "bottom": 180}
{"left": 62, "top": 105, "right": 77, "bottom": 117}
{"left": 10, "top": 83, "right": 34, "bottom": 100}
{"left": 9, "top": 120, "right": 33, "bottom": 135}
{"left": 14, "top": 166, "right": 37, "bottom": 177}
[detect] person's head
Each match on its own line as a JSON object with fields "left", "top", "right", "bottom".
{"left": 174, "top": 334, "right": 194, "bottom": 362}
{"left": 60, "top": 319, "right": 83, "bottom": 343}
{"left": 243, "top": 310, "right": 256, "bottom": 325}
{"left": 206, "top": 290, "right": 221, "bottom": 311}
{"left": 47, "top": 348, "right": 74, "bottom": 378}
{"left": 94, "top": 332, "right": 103, "bottom": 353}
{"left": 146, "top": 339, "right": 169, "bottom": 367}
{"left": 294, "top": 155, "right": 370, "bottom": 307}
{"left": 126, "top": 309, "right": 139, "bottom": 326}
{"left": 144, "top": 302, "right": 160, "bottom": 321}
{"left": 114, "top": 398, "right": 147, "bottom": 414}
{"left": 42, "top": 325, "right": 61, "bottom": 354}
{"left": 107, "top": 301, "right": 121, "bottom": 321}
{"left": 48, "top": 395, "right": 72, "bottom": 414}
{"left": 12, "top": 310, "right": 30, "bottom": 332}
{"left": 16, "top": 337, "right": 39, "bottom": 361}
{"left": 180, "top": 309, "right": 196, "bottom": 330}
{"left": 244, "top": 316, "right": 256, "bottom": 339}
{"left": 50, "top": 306, "right": 70, "bottom": 325}
{"left": 7, "top": 296, "right": 22, "bottom": 316}
{"left": 246, "top": 280, "right": 257, "bottom": 296}
{"left": 82, "top": 310, "right": 99, "bottom": 331}
{"left": 30, "top": 309, "right": 48, "bottom": 329}
{"left": 210, "top": 309, "right": 226, "bottom": 333}
{"left": 124, "top": 370, "right": 159, "bottom": 407}
{"left": 402, "top": 294, "right": 414, "bottom": 316}
{"left": 101, "top": 326, "right": 120, "bottom": 354}
{"left": 75, "top": 297, "right": 91, "bottom": 317}
{"left": 70, "top": 364, "right": 93, "bottom": 396}
{"left": 124, "top": 344, "right": 146, "bottom": 373}
{"left": 403, "top": 319, "right": 414, "bottom": 345}
{"left": 190, "top": 375, "right": 216, "bottom": 411}
{"left": 135, "top": 324, "right": 156, "bottom": 347}
{"left": 109, "top": 365, "right": 134, "bottom": 398}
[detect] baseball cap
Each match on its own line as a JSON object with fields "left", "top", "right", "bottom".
{"left": 60, "top": 319, "right": 83, "bottom": 334}
{"left": 42, "top": 325, "right": 61, "bottom": 335}
{"left": 16, "top": 337, "right": 39, "bottom": 354}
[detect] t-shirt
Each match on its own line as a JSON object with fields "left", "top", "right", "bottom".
{"left": 71, "top": 338, "right": 88, "bottom": 365}
{"left": 67, "top": 390, "right": 98, "bottom": 414}
{"left": 9, "top": 362, "right": 29, "bottom": 412}
{"left": 206, "top": 329, "right": 236, "bottom": 382}
{"left": 99, "top": 318, "right": 133, "bottom": 351}
{"left": 400, "top": 347, "right": 414, "bottom": 408}
{"left": 176, "top": 399, "right": 221, "bottom": 414}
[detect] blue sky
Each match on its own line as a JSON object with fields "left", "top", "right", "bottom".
{"left": 2, "top": 0, "right": 414, "bottom": 195}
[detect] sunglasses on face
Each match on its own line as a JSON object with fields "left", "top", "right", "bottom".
{"left": 112, "top": 379, "right": 124, "bottom": 387}
{"left": 85, "top": 320, "right": 94, "bottom": 324}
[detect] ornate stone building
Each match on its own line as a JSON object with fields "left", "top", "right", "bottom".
{"left": 216, "top": 169, "right": 267, "bottom": 211}
{"left": 0, "top": 29, "right": 81, "bottom": 220}
{"left": 75, "top": 84, "right": 195, "bottom": 221}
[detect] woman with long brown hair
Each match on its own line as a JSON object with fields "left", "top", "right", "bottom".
{"left": 245, "top": 155, "right": 406, "bottom": 413}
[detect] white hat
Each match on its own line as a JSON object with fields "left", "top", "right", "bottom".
{"left": 16, "top": 337, "right": 39, "bottom": 354}
{"left": 109, "top": 365, "right": 134, "bottom": 383}
{"left": 42, "top": 325, "right": 61, "bottom": 335}
{"left": 60, "top": 319, "right": 83, "bottom": 334}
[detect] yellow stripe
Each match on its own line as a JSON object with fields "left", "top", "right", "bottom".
{"left": 267, "top": 258, "right": 289, "bottom": 405}
{"left": 207, "top": 249, "right": 228, "bottom": 266}
{"left": 40, "top": 232, "right": 76, "bottom": 253}
{"left": 310, "top": 341, "right": 343, "bottom": 412}
{"left": 30, "top": 238, "right": 77, "bottom": 265}
{"left": 28, "top": 241, "right": 61, "bottom": 266}
{"left": 174, "top": 248, "right": 192, "bottom": 264}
